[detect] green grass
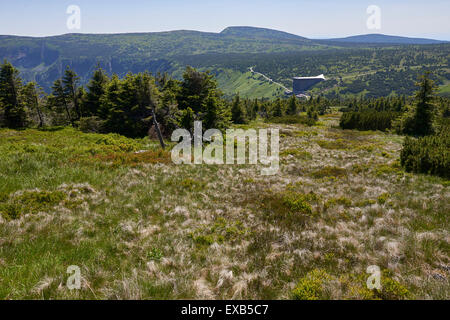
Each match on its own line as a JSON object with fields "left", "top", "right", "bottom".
{"left": 0, "top": 118, "right": 448, "bottom": 299}
{"left": 0, "top": 127, "right": 164, "bottom": 194}
{"left": 214, "top": 68, "right": 283, "bottom": 99}
{"left": 438, "top": 81, "right": 450, "bottom": 97}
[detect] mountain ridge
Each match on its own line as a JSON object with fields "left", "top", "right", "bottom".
{"left": 320, "top": 33, "right": 448, "bottom": 44}
{"left": 1, "top": 26, "right": 446, "bottom": 43}
{"left": 0, "top": 26, "right": 448, "bottom": 95}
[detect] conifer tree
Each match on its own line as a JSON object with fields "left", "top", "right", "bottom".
{"left": 51, "top": 78, "right": 73, "bottom": 125}
{"left": 85, "top": 66, "right": 109, "bottom": 117}
{"left": 271, "top": 98, "right": 283, "bottom": 118}
{"left": 412, "top": 72, "right": 436, "bottom": 136}
{"left": 62, "top": 67, "right": 82, "bottom": 120}
{"left": 286, "top": 95, "right": 298, "bottom": 115}
{"left": 0, "top": 60, "right": 27, "bottom": 128}
{"left": 22, "top": 82, "right": 44, "bottom": 127}
{"left": 397, "top": 72, "right": 437, "bottom": 136}
{"left": 252, "top": 99, "right": 259, "bottom": 118}
{"left": 231, "top": 94, "right": 247, "bottom": 124}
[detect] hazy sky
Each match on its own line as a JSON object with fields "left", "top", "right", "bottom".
{"left": 1, "top": 0, "right": 449, "bottom": 40}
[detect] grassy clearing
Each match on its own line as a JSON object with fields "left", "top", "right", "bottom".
{"left": 438, "top": 81, "right": 450, "bottom": 97}
{"left": 214, "top": 68, "right": 284, "bottom": 99}
{"left": 0, "top": 116, "right": 448, "bottom": 299}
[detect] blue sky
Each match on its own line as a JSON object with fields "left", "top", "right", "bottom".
{"left": 1, "top": 0, "right": 449, "bottom": 40}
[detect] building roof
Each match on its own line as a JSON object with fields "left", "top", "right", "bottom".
{"left": 293, "top": 74, "right": 326, "bottom": 80}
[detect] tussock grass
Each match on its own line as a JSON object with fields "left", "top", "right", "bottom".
{"left": 0, "top": 118, "right": 448, "bottom": 299}
{"left": 310, "top": 166, "right": 347, "bottom": 179}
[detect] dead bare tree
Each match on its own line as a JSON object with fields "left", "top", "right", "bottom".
{"left": 150, "top": 106, "right": 165, "bottom": 149}
{"left": 136, "top": 73, "right": 166, "bottom": 149}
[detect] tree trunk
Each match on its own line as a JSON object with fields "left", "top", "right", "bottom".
{"left": 34, "top": 95, "right": 44, "bottom": 127}
{"left": 72, "top": 88, "right": 81, "bottom": 120}
{"left": 151, "top": 107, "right": 165, "bottom": 149}
{"left": 63, "top": 99, "right": 74, "bottom": 126}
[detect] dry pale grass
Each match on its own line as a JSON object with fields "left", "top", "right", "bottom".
{"left": 0, "top": 117, "right": 448, "bottom": 299}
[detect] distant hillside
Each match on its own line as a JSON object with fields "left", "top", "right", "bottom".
{"left": 0, "top": 26, "right": 448, "bottom": 97}
{"left": 220, "top": 26, "right": 309, "bottom": 42}
{"left": 0, "top": 27, "right": 324, "bottom": 90}
{"left": 321, "top": 33, "right": 447, "bottom": 45}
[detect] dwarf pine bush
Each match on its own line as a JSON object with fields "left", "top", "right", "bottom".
{"left": 292, "top": 269, "right": 332, "bottom": 300}
{"left": 0, "top": 190, "right": 66, "bottom": 220}
{"left": 266, "top": 115, "right": 316, "bottom": 126}
{"left": 340, "top": 111, "right": 401, "bottom": 131}
{"left": 282, "top": 193, "right": 313, "bottom": 216}
{"left": 400, "top": 130, "right": 449, "bottom": 179}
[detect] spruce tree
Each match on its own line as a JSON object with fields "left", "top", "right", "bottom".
{"left": 412, "top": 72, "right": 436, "bottom": 136}
{"left": 203, "top": 94, "right": 230, "bottom": 130}
{"left": 51, "top": 79, "right": 73, "bottom": 125}
{"left": 0, "top": 60, "right": 27, "bottom": 128}
{"left": 178, "top": 107, "right": 196, "bottom": 134}
{"left": 178, "top": 66, "right": 216, "bottom": 114}
{"left": 397, "top": 72, "right": 437, "bottom": 136}
{"left": 102, "top": 75, "right": 123, "bottom": 133}
{"left": 22, "top": 82, "right": 44, "bottom": 127}
{"left": 252, "top": 99, "right": 259, "bottom": 118}
{"left": 286, "top": 95, "right": 298, "bottom": 115}
{"left": 62, "top": 67, "right": 82, "bottom": 120}
{"left": 85, "top": 66, "right": 109, "bottom": 117}
{"left": 271, "top": 98, "right": 283, "bottom": 118}
{"left": 307, "top": 106, "right": 318, "bottom": 121}
{"left": 231, "top": 94, "right": 247, "bottom": 124}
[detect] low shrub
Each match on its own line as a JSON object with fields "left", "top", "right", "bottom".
{"left": 324, "top": 197, "right": 352, "bottom": 210}
{"left": 94, "top": 134, "right": 141, "bottom": 153}
{"left": 340, "top": 111, "right": 401, "bottom": 131}
{"left": 265, "top": 115, "right": 316, "bottom": 126}
{"left": 377, "top": 276, "right": 410, "bottom": 300}
{"left": 310, "top": 166, "right": 347, "bottom": 179}
{"left": 190, "top": 218, "right": 246, "bottom": 247}
{"left": 292, "top": 269, "right": 332, "bottom": 300}
{"left": 282, "top": 192, "right": 314, "bottom": 216}
{"left": 339, "top": 270, "right": 410, "bottom": 300}
{"left": 147, "top": 248, "right": 164, "bottom": 261}
{"left": 280, "top": 148, "right": 312, "bottom": 160}
{"left": 316, "top": 139, "right": 348, "bottom": 150}
{"left": 400, "top": 131, "right": 449, "bottom": 178}
{"left": 77, "top": 116, "right": 106, "bottom": 133}
{"left": 258, "top": 190, "right": 318, "bottom": 226}
{"left": 0, "top": 190, "right": 66, "bottom": 220}
{"left": 377, "top": 193, "right": 390, "bottom": 204}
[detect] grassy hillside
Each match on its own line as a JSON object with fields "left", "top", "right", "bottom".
{"left": 213, "top": 69, "right": 284, "bottom": 99}
{"left": 1, "top": 115, "right": 448, "bottom": 299}
{"left": 438, "top": 80, "right": 450, "bottom": 97}
{"left": 0, "top": 28, "right": 323, "bottom": 91}
{"left": 174, "top": 45, "right": 450, "bottom": 98}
